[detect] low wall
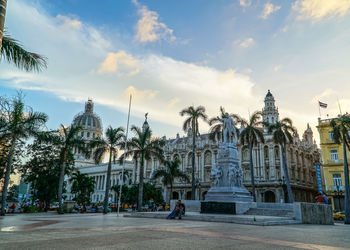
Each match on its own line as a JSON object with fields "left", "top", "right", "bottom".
{"left": 293, "top": 203, "right": 333, "bottom": 225}
{"left": 170, "top": 200, "right": 201, "bottom": 212}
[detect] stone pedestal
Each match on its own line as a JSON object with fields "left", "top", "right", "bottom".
{"left": 201, "top": 201, "right": 236, "bottom": 214}
{"left": 202, "top": 143, "right": 253, "bottom": 211}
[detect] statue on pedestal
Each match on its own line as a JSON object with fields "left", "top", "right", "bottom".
{"left": 219, "top": 113, "right": 237, "bottom": 144}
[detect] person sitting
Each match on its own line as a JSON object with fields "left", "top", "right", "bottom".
{"left": 315, "top": 193, "right": 325, "bottom": 204}
{"left": 167, "top": 200, "right": 185, "bottom": 219}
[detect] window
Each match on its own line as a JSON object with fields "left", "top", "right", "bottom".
{"left": 330, "top": 150, "right": 338, "bottom": 161}
{"left": 329, "top": 132, "right": 334, "bottom": 142}
{"left": 81, "top": 132, "right": 84, "bottom": 137}
{"left": 87, "top": 132, "right": 90, "bottom": 138}
{"left": 333, "top": 174, "right": 342, "bottom": 187}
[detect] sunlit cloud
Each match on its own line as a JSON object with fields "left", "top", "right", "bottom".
{"left": 293, "top": 0, "right": 350, "bottom": 21}
{"left": 239, "top": 0, "right": 251, "bottom": 8}
{"left": 260, "top": 2, "right": 281, "bottom": 19}
{"left": 98, "top": 51, "right": 139, "bottom": 77}
{"left": 56, "top": 15, "right": 82, "bottom": 30}
{"left": 238, "top": 38, "right": 254, "bottom": 48}
{"left": 132, "top": 0, "right": 175, "bottom": 43}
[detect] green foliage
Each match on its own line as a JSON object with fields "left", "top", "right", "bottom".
{"left": 7, "top": 184, "right": 19, "bottom": 201}
{"left": 111, "top": 184, "right": 129, "bottom": 203}
{"left": 123, "top": 183, "right": 163, "bottom": 205}
{"left": 1, "top": 34, "right": 47, "bottom": 72}
{"left": 70, "top": 171, "right": 95, "bottom": 205}
{"left": 21, "top": 140, "right": 74, "bottom": 210}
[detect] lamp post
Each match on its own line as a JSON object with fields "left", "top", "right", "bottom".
{"left": 279, "top": 176, "right": 287, "bottom": 203}
{"left": 195, "top": 178, "right": 201, "bottom": 200}
{"left": 335, "top": 185, "right": 343, "bottom": 212}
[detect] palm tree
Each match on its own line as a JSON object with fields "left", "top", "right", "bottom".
{"left": 1, "top": 34, "right": 47, "bottom": 72}
{"left": 330, "top": 114, "right": 350, "bottom": 224}
{"left": 0, "top": 94, "right": 48, "bottom": 216}
{"left": 152, "top": 158, "right": 190, "bottom": 202}
{"left": 38, "top": 125, "right": 87, "bottom": 214}
{"left": 208, "top": 106, "right": 241, "bottom": 142}
{"left": 265, "top": 118, "right": 296, "bottom": 203}
{"left": 120, "top": 125, "right": 164, "bottom": 211}
{"left": 180, "top": 105, "right": 207, "bottom": 200}
{"left": 69, "top": 170, "right": 95, "bottom": 205}
{"left": 240, "top": 111, "right": 265, "bottom": 202}
{"left": 89, "top": 126, "right": 125, "bottom": 214}
{"left": 0, "top": 0, "right": 7, "bottom": 52}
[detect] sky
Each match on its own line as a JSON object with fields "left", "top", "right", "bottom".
{"left": 1, "top": 0, "right": 350, "bottom": 143}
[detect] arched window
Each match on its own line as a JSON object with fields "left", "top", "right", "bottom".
{"left": 187, "top": 152, "right": 192, "bottom": 166}
{"left": 264, "top": 146, "right": 269, "bottom": 160}
{"left": 274, "top": 146, "right": 280, "bottom": 161}
{"left": 204, "top": 151, "right": 212, "bottom": 166}
{"left": 242, "top": 147, "right": 249, "bottom": 161}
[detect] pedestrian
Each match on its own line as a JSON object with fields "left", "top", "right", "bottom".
{"left": 315, "top": 193, "right": 325, "bottom": 204}
{"left": 322, "top": 193, "right": 329, "bottom": 204}
{"left": 167, "top": 200, "right": 185, "bottom": 219}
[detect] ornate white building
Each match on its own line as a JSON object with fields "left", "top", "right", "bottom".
{"left": 65, "top": 91, "right": 321, "bottom": 204}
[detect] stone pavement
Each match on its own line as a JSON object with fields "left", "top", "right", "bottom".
{"left": 125, "top": 211, "right": 300, "bottom": 226}
{"left": 0, "top": 212, "right": 349, "bottom": 250}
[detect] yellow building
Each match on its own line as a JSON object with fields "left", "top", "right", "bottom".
{"left": 317, "top": 118, "right": 349, "bottom": 211}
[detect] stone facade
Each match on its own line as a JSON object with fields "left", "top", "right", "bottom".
{"left": 147, "top": 90, "right": 321, "bottom": 203}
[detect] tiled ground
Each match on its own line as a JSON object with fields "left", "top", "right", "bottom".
{"left": 0, "top": 212, "right": 349, "bottom": 249}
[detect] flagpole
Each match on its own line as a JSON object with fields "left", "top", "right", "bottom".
{"left": 318, "top": 100, "right": 321, "bottom": 119}
{"left": 337, "top": 98, "right": 342, "bottom": 115}
{"left": 117, "top": 94, "right": 132, "bottom": 217}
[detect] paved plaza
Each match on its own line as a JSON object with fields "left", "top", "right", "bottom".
{"left": 0, "top": 213, "right": 349, "bottom": 250}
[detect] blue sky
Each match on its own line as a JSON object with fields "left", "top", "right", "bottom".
{"left": 1, "top": 0, "right": 350, "bottom": 142}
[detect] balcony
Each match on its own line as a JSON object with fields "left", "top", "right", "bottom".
{"left": 328, "top": 185, "right": 345, "bottom": 191}
{"left": 326, "top": 159, "right": 344, "bottom": 165}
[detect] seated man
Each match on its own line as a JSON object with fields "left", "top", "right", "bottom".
{"left": 167, "top": 200, "right": 185, "bottom": 219}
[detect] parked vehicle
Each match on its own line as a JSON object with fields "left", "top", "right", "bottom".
{"left": 333, "top": 211, "right": 345, "bottom": 221}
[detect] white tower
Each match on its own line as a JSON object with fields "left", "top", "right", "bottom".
{"left": 262, "top": 90, "right": 279, "bottom": 127}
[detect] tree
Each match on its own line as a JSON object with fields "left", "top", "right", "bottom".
{"left": 120, "top": 125, "right": 164, "bottom": 211}
{"left": 330, "top": 114, "right": 350, "bottom": 224}
{"left": 208, "top": 106, "right": 240, "bottom": 142}
{"left": 1, "top": 34, "right": 47, "bottom": 72}
{"left": 38, "top": 125, "right": 87, "bottom": 214}
{"left": 69, "top": 171, "right": 95, "bottom": 205}
{"left": 111, "top": 184, "right": 129, "bottom": 204}
{"left": 239, "top": 111, "right": 265, "bottom": 202}
{"left": 180, "top": 105, "right": 207, "bottom": 200}
{"left": 125, "top": 183, "right": 164, "bottom": 205}
{"left": 152, "top": 158, "right": 189, "bottom": 202}
{"left": 0, "top": 94, "right": 48, "bottom": 216}
{"left": 89, "top": 126, "right": 124, "bottom": 214}
{"left": 0, "top": 0, "right": 7, "bottom": 52}
{"left": 21, "top": 140, "right": 73, "bottom": 211}
{"left": 265, "top": 118, "right": 296, "bottom": 203}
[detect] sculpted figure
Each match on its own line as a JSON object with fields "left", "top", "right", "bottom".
{"left": 228, "top": 165, "right": 237, "bottom": 187}
{"left": 236, "top": 167, "right": 243, "bottom": 187}
{"left": 219, "top": 113, "right": 237, "bottom": 144}
{"left": 210, "top": 163, "right": 222, "bottom": 186}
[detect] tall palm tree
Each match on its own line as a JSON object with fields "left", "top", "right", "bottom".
{"left": 120, "top": 125, "right": 164, "bottom": 211}
{"left": 240, "top": 111, "right": 265, "bottom": 202}
{"left": 1, "top": 34, "right": 47, "bottom": 72}
{"left": 69, "top": 170, "right": 95, "bottom": 205}
{"left": 330, "top": 114, "right": 350, "bottom": 224}
{"left": 265, "top": 118, "right": 296, "bottom": 203}
{"left": 89, "top": 126, "right": 125, "bottom": 214}
{"left": 0, "top": 0, "right": 7, "bottom": 52}
{"left": 208, "top": 106, "right": 241, "bottom": 142}
{"left": 152, "top": 158, "right": 190, "bottom": 202}
{"left": 0, "top": 95, "right": 48, "bottom": 216}
{"left": 38, "top": 125, "right": 87, "bottom": 214}
{"left": 180, "top": 105, "right": 207, "bottom": 200}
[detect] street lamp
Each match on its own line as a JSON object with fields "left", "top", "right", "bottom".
{"left": 195, "top": 178, "right": 201, "bottom": 200}
{"left": 279, "top": 176, "right": 287, "bottom": 203}
{"left": 335, "top": 185, "right": 343, "bottom": 212}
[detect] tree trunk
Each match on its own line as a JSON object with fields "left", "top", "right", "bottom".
{"left": 137, "top": 155, "right": 144, "bottom": 212}
{"left": 249, "top": 143, "right": 256, "bottom": 202}
{"left": 170, "top": 183, "right": 173, "bottom": 203}
{"left": 0, "top": 136, "right": 15, "bottom": 216}
{"left": 342, "top": 137, "right": 350, "bottom": 224}
{"left": 191, "top": 127, "right": 196, "bottom": 200}
{"left": 281, "top": 144, "right": 294, "bottom": 203}
{"left": 57, "top": 152, "right": 67, "bottom": 214}
{"left": 103, "top": 149, "right": 113, "bottom": 214}
{"left": 0, "top": 0, "right": 7, "bottom": 52}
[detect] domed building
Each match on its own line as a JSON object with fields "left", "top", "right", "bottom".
{"left": 72, "top": 99, "right": 103, "bottom": 165}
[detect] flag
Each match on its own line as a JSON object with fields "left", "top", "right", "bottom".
{"left": 319, "top": 101, "right": 327, "bottom": 108}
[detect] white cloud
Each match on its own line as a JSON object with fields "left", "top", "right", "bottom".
{"left": 239, "top": 38, "right": 254, "bottom": 48}
{"left": 260, "top": 2, "right": 281, "bottom": 19}
{"left": 239, "top": 0, "right": 251, "bottom": 8}
{"left": 293, "top": 0, "right": 350, "bottom": 21}
{"left": 1, "top": 0, "right": 258, "bottom": 133}
{"left": 132, "top": 0, "right": 175, "bottom": 43}
{"left": 98, "top": 51, "right": 139, "bottom": 77}
{"left": 56, "top": 15, "right": 82, "bottom": 30}
{"left": 273, "top": 65, "right": 282, "bottom": 72}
